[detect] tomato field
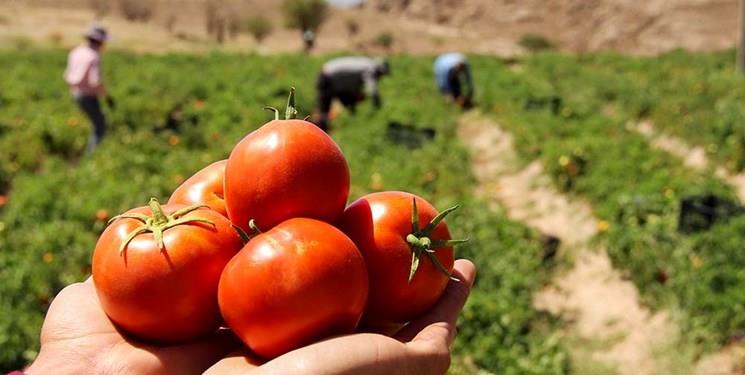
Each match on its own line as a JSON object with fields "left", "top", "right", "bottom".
{"left": 1, "top": 49, "right": 744, "bottom": 373}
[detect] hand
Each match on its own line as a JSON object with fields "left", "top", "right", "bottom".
{"left": 205, "top": 259, "right": 477, "bottom": 375}
{"left": 25, "top": 278, "right": 239, "bottom": 375}
{"left": 105, "top": 96, "right": 115, "bottom": 109}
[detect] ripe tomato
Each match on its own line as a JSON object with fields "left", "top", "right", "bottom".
{"left": 218, "top": 218, "right": 368, "bottom": 359}
{"left": 92, "top": 198, "right": 243, "bottom": 343}
{"left": 168, "top": 160, "right": 227, "bottom": 216}
{"left": 339, "top": 191, "right": 465, "bottom": 328}
{"left": 224, "top": 89, "right": 349, "bottom": 232}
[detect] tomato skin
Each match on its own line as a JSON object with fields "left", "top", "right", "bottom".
{"left": 218, "top": 218, "right": 368, "bottom": 359}
{"left": 92, "top": 203, "right": 242, "bottom": 343}
{"left": 224, "top": 120, "right": 349, "bottom": 231}
{"left": 339, "top": 191, "right": 454, "bottom": 327}
{"left": 168, "top": 160, "right": 227, "bottom": 216}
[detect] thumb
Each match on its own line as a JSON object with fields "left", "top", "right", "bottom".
{"left": 396, "top": 259, "right": 477, "bottom": 345}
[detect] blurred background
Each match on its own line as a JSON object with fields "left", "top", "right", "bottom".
{"left": 1, "top": 0, "right": 745, "bottom": 374}
{"left": 0, "top": 0, "right": 739, "bottom": 55}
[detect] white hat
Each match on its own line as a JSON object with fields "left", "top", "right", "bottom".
{"left": 85, "top": 26, "right": 108, "bottom": 42}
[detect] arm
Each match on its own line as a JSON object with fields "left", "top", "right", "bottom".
{"left": 63, "top": 51, "right": 84, "bottom": 87}
{"left": 88, "top": 56, "right": 107, "bottom": 97}
{"left": 462, "top": 64, "right": 473, "bottom": 99}
{"left": 362, "top": 70, "right": 381, "bottom": 108}
{"left": 447, "top": 69, "right": 462, "bottom": 99}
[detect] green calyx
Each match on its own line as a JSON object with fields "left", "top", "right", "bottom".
{"left": 108, "top": 198, "right": 215, "bottom": 256}
{"left": 263, "top": 87, "right": 299, "bottom": 121}
{"left": 406, "top": 198, "right": 469, "bottom": 284}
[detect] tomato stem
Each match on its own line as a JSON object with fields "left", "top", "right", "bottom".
{"left": 249, "top": 219, "right": 263, "bottom": 235}
{"left": 149, "top": 198, "right": 169, "bottom": 226}
{"left": 232, "top": 224, "right": 251, "bottom": 244}
{"left": 264, "top": 107, "right": 280, "bottom": 121}
{"left": 285, "top": 87, "right": 298, "bottom": 120}
{"left": 108, "top": 198, "right": 216, "bottom": 256}
{"left": 406, "top": 198, "right": 468, "bottom": 283}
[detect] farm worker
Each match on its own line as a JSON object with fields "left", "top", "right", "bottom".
{"left": 315, "top": 56, "right": 390, "bottom": 131}
{"left": 18, "top": 261, "right": 476, "bottom": 374}
{"left": 434, "top": 52, "right": 473, "bottom": 109}
{"left": 64, "top": 25, "right": 114, "bottom": 153}
{"left": 303, "top": 29, "right": 316, "bottom": 52}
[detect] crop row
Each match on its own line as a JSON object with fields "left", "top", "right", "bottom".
{"left": 472, "top": 52, "right": 745, "bottom": 354}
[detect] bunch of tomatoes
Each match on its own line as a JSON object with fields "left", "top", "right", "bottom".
{"left": 91, "top": 89, "right": 467, "bottom": 359}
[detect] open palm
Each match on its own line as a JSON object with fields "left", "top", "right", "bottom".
{"left": 26, "top": 278, "right": 239, "bottom": 375}
{"left": 205, "top": 259, "right": 476, "bottom": 375}
{"left": 26, "top": 259, "right": 475, "bottom": 375}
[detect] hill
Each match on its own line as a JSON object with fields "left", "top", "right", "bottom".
{"left": 366, "top": 0, "right": 739, "bottom": 54}
{"left": 0, "top": 0, "right": 739, "bottom": 55}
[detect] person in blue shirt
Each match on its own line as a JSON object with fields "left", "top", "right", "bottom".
{"left": 434, "top": 53, "right": 473, "bottom": 109}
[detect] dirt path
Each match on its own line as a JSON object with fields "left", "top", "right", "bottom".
{"left": 632, "top": 120, "right": 745, "bottom": 374}
{"left": 457, "top": 111, "right": 676, "bottom": 375}
{"left": 633, "top": 121, "right": 745, "bottom": 202}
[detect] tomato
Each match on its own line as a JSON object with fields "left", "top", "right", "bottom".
{"left": 224, "top": 89, "right": 349, "bottom": 232}
{"left": 339, "top": 191, "right": 465, "bottom": 328}
{"left": 218, "top": 218, "right": 368, "bottom": 359}
{"left": 168, "top": 160, "right": 227, "bottom": 216}
{"left": 92, "top": 198, "right": 243, "bottom": 343}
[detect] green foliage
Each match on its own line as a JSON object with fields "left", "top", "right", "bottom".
{"left": 472, "top": 51, "right": 745, "bottom": 351}
{"left": 244, "top": 15, "right": 273, "bottom": 43}
{"left": 374, "top": 31, "right": 394, "bottom": 50}
{"left": 518, "top": 34, "right": 555, "bottom": 53}
{"left": 0, "top": 51, "right": 568, "bottom": 373}
{"left": 281, "top": 0, "right": 328, "bottom": 33}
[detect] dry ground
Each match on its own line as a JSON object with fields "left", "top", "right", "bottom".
{"left": 457, "top": 111, "right": 688, "bottom": 375}
{"left": 2, "top": 0, "right": 739, "bottom": 55}
{"left": 0, "top": 1, "right": 521, "bottom": 55}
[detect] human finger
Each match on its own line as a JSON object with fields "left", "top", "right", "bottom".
{"left": 395, "top": 259, "right": 476, "bottom": 344}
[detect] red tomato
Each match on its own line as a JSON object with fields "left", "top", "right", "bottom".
{"left": 224, "top": 89, "right": 349, "bottom": 232}
{"left": 92, "top": 198, "right": 243, "bottom": 343}
{"left": 168, "top": 160, "right": 227, "bottom": 216}
{"left": 340, "top": 191, "right": 464, "bottom": 328}
{"left": 218, "top": 218, "right": 368, "bottom": 359}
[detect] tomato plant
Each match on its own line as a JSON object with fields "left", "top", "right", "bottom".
{"left": 224, "top": 89, "right": 349, "bottom": 232}
{"left": 92, "top": 198, "right": 242, "bottom": 343}
{"left": 340, "top": 191, "right": 465, "bottom": 327}
{"left": 168, "top": 159, "right": 227, "bottom": 216}
{"left": 218, "top": 217, "right": 368, "bottom": 359}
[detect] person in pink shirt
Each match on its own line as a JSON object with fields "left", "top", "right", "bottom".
{"left": 64, "top": 26, "right": 114, "bottom": 153}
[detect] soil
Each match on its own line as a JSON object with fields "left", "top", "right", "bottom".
{"left": 632, "top": 120, "right": 745, "bottom": 202}
{"left": 457, "top": 111, "right": 677, "bottom": 374}
{"left": 366, "top": 0, "right": 739, "bottom": 55}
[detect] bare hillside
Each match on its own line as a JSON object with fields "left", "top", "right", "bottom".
{"left": 1, "top": 0, "right": 739, "bottom": 55}
{"left": 367, "top": 0, "right": 739, "bottom": 54}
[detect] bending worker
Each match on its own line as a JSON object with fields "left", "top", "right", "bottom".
{"left": 434, "top": 52, "right": 473, "bottom": 109}
{"left": 315, "top": 56, "right": 389, "bottom": 131}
